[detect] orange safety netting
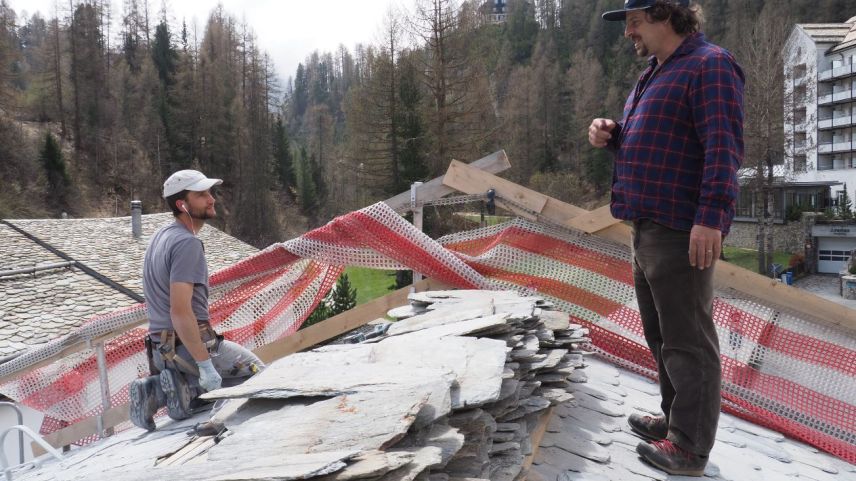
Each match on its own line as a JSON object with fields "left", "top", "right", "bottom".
{"left": 0, "top": 202, "right": 853, "bottom": 464}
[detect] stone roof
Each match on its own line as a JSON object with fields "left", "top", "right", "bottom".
{"left": 10, "top": 291, "right": 853, "bottom": 481}
{"left": 0, "top": 214, "right": 257, "bottom": 358}
{"left": 530, "top": 355, "right": 856, "bottom": 481}
{"left": 797, "top": 23, "right": 852, "bottom": 43}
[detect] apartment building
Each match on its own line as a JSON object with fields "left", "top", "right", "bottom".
{"left": 783, "top": 17, "right": 856, "bottom": 273}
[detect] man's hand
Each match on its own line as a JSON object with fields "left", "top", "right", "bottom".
{"left": 689, "top": 224, "right": 722, "bottom": 270}
{"left": 196, "top": 359, "right": 222, "bottom": 392}
{"left": 588, "top": 118, "right": 617, "bottom": 148}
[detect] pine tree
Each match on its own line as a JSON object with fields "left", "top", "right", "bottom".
{"left": 296, "top": 146, "right": 319, "bottom": 219}
{"left": 40, "top": 132, "right": 70, "bottom": 209}
{"left": 839, "top": 184, "right": 853, "bottom": 220}
{"left": 272, "top": 115, "right": 295, "bottom": 192}
{"left": 396, "top": 57, "right": 428, "bottom": 191}
{"left": 331, "top": 273, "right": 358, "bottom": 314}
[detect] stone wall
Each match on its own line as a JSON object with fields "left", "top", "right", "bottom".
{"left": 727, "top": 214, "right": 815, "bottom": 254}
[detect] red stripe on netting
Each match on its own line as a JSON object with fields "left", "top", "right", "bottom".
{"left": 722, "top": 358, "right": 855, "bottom": 435}
{"left": 468, "top": 263, "right": 626, "bottom": 317}
{"left": 209, "top": 263, "right": 301, "bottom": 326}
{"left": 210, "top": 247, "right": 299, "bottom": 286}
{"left": 722, "top": 396, "right": 856, "bottom": 464}
{"left": 19, "top": 328, "right": 147, "bottom": 410}
{"left": 444, "top": 226, "right": 633, "bottom": 285}
{"left": 714, "top": 299, "right": 856, "bottom": 376}
{"left": 574, "top": 316, "right": 658, "bottom": 373}
{"left": 335, "top": 212, "right": 482, "bottom": 288}
{"left": 222, "top": 261, "right": 343, "bottom": 344}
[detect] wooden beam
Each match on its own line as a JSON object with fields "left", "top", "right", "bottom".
{"left": 384, "top": 150, "right": 511, "bottom": 214}
{"left": 521, "top": 406, "right": 553, "bottom": 479}
{"left": 442, "top": 160, "right": 856, "bottom": 332}
{"left": 32, "top": 401, "right": 129, "bottom": 457}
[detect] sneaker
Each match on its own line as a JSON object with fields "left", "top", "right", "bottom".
{"left": 160, "top": 368, "right": 194, "bottom": 420}
{"left": 628, "top": 413, "right": 668, "bottom": 440}
{"left": 129, "top": 376, "right": 160, "bottom": 431}
{"left": 636, "top": 439, "right": 707, "bottom": 477}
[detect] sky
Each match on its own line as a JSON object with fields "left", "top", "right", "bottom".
{"left": 9, "top": 0, "right": 403, "bottom": 85}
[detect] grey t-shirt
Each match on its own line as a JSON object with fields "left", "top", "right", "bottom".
{"left": 142, "top": 221, "right": 209, "bottom": 333}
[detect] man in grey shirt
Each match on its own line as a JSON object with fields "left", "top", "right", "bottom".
{"left": 129, "top": 169, "right": 264, "bottom": 432}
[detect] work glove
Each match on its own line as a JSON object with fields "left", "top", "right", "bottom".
{"left": 196, "top": 359, "right": 222, "bottom": 392}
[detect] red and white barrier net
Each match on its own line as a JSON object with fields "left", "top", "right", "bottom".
{"left": 0, "top": 202, "right": 853, "bottom": 464}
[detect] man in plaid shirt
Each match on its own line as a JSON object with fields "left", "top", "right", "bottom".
{"left": 589, "top": 0, "right": 744, "bottom": 476}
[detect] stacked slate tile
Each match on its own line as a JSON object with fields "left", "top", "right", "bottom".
{"left": 197, "top": 289, "right": 591, "bottom": 481}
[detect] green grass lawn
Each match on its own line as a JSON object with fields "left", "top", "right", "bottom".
{"left": 343, "top": 266, "right": 397, "bottom": 305}
{"left": 722, "top": 246, "right": 792, "bottom": 274}
{"left": 454, "top": 212, "right": 512, "bottom": 226}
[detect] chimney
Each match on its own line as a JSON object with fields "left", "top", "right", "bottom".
{"left": 131, "top": 200, "right": 142, "bottom": 238}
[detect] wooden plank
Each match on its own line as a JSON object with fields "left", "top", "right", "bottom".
{"left": 444, "top": 160, "right": 549, "bottom": 215}
{"left": 442, "top": 161, "right": 856, "bottom": 332}
{"left": 255, "top": 277, "right": 452, "bottom": 363}
{"left": 384, "top": 150, "right": 511, "bottom": 213}
{"left": 564, "top": 204, "right": 621, "bottom": 234}
{"left": 32, "top": 401, "right": 129, "bottom": 456}
{"left": 520, "top": 406, "right": 553, "bottom": 479}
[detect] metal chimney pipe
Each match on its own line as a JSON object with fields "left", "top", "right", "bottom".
{"left": 131, "top": 200, "right": 142, "bottom": 238}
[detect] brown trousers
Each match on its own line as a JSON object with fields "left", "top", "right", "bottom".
{"left": 632, "top": 219, "right": 721, "bottom": 456}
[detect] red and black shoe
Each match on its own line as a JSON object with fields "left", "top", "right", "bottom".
{"left": 636, "top": 439, "right": 708, "bottom": 477}
{"left": 628, "top": 413, "right": 668, "bottom": 440}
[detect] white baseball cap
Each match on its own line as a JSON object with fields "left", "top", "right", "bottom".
{"left": 162, "top": 169, "right": 223, "bottom": 198}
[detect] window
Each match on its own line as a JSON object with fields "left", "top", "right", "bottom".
{"left": 793, "top": 63, "right": 807, "bottom": 79}
{"left": 735, "top": 189, "right": 754, "bottom": 217}
{"left": 793, "top": 155, "right": 807, "bottom": 172}
{"left": 819, "top": 250, "right": 850, "bottom": 261}
{"left": 794, "top": 132, "right": 807, "bottom": 150}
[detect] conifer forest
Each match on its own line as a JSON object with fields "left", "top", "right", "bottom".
{"left": 0, "top": 0, "right": 849, "bottom": 246}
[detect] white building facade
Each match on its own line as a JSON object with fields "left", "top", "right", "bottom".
{"left": 783, "top": 18, "right": 856, "bottom": 273}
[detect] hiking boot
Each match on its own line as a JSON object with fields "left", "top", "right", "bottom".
{"left": 160, "top": 368, "right": 194, "bottom": 420}
{"left": 628, "top": 413, "right": 668, "bottom": 440}
{"left": 129, "top": 376, "right": 161, "bottom": 431}
{"left": 636, "top": 439, "right": 707, "bottom": 477}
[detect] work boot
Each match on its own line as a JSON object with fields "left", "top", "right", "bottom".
{"left": 636, "top": 440, "right": 707, "bottom": 477}
{"left": 628, "top": 413, "right": 668, "bottom": 440}
{"left": 160, "top": 368, "right": 194, "bottom": 420}
{"left": 129, "top": 376, "right": 162, "bottom": 431}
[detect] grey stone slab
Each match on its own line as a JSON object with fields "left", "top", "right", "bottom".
{"left": 316, "top": 451, "right": 417, "bottom": 481}
{"left": 372, "top": 335, "right": 508, "bottom": 409}
{"left": 540, "top": 432, "right": 610, "bottom": 464}
{"left": 386, "top": 306, "right": 496, "bottom": 337}
{"left": 375, "top": 447, "right": 444, "bottom": 481}
{"left": 202, "top": 361, "right": 454, "bottom": 403}
{"left": 209, "top": 390, "right": 432, "bottom": 460}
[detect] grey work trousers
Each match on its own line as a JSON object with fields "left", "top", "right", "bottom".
{"left": 631, "top": 219, "right": 721, "bottom": 456}
{"left": 153, "top": 339, "right": 265, "bottom": 389}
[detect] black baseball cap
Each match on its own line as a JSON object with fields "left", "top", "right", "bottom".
{"left": 602, "top": 0, "right": 690, "bottom": 21}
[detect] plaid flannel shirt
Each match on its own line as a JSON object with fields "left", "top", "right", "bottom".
{"left": 608, "top": 32, "right": 744, "bottom": 234}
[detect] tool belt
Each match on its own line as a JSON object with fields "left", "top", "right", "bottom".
{"left": 146, "top": 323, "right": 223, "bottom": 377}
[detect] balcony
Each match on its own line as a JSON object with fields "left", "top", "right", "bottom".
{"left": 818, "top": 63, "right": 856, "bottom": 82}
{"left": 817, "top": 89, "right": 856, "bottom": 105}
{"left": 818, "top": 115, "right": 856, "bottom": 130}
{"left": 818, "top": 141, "right": 856, "bottom": 154}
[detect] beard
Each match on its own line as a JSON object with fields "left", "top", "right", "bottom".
{"left": 189, "top": 205, "right": 216, "bottom": 220}
{"left": 632, "top": 37, "right": 649, "bottom": 57}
